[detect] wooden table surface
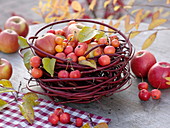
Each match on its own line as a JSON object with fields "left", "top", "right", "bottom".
{"left": 1, "top": 20, "right": 170, "bottom": 128}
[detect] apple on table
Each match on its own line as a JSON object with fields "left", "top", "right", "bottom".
{"left": 148, "top": 62, "right": 170, "bottom": 89}
{"left": 4, "top": 16, "right": 29, "bottom": 37}
{"left": 0, "top": 29, "right": 19, "bottom": 53}
{"left": 0, "top": 58, "right": 13, "bottom": 80}
{"left": 130, "top": 50, "right": 157, "bottom": 78}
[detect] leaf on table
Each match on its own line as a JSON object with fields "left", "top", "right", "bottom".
{"left": 142, "top": 32, "right": 157, "bottom": 50}
{"left": 78, "top": 26, "right": 100, "bottom": 42}
{"left": 94, "top": 122, "right": 109, "bottom": 128}
{"left": 22, "top": 92, "right": 39, "bottom": 106}
{"left": 148, "top": 19, "right": 167, "bottom": 30}
{"left": 152, "top": 10, "right": 160, "bottom": 21}
{"left": 135, "top": 9, "right": 143, "bottom": 29}
{"left": 0, "top": 99, "right": 8, "bottom": 111}
{"left": 19, "top": 102, "right": 35, "bottom": 124}
{"left": 23, "top": 50, "right": 34, "bottom": 70}
{"left": 125, "top": 15, "right": 135, "bottom": 33}
{"left": 71, "top": 1, "right": 82, "bottom": 12}
{"left": 42, "top": 57, "right": 56, "bottom": 77}
{"left": 79, "top": 60, "right": 97, "bottom": 69}
{"left": 89, "top": 0, "right": 96, "bottom": 10}
{"left": 129, "top": 31, "right": 141, "bottom": 39}
{"left": 81, "top": 123, "right": 91, "bottom": 128}
{"left": 0, "top": 79, "right": 13, "bottom": 88}
{"left": 0, "top": 86, "right": 16, "bottom": 93}
{"left": 18, "top": 36, "right": 29, "bottom": 48}
{"left": 104, "top": 0, "right": 111, "bottom": 8}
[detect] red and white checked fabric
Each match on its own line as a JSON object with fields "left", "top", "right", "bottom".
{"left": 0, "top": 92, "right": 111, "bottom": 128}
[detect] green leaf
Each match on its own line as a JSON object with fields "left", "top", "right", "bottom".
{"left": 0, "top": 79, "right": 13, "bottom": 88}
{"left": 42, "top": 58, "right": 56, "bottom": 77}
{"left": 79, "top": 60, "right": 97, "bottom": 69}
{"left": 0, "top": 99, "right": 8, "bottom": 111}
{"left": 23, "top": 50, "right": 34, "bottom": 70}
{"left": 18, "top": 102, "right": 34, "bottom": 124}
{"left": 22, "top": 92, "right": 39, "bottom": 106}
{"left": 78, "top": 26, "right": 100, "bottom": 42}
{"left": 94, "top": 31, "right": 107, "bottom": 41}
{"left": 18, "top": 36, "right": 29, "bottom": 48}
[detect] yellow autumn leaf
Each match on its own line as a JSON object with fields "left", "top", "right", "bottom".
{"left": 81, "top": 123, "right": 91, "bottom": 128}
{"left": 167, "top": 0, "right": 170, "bottom": 4}
{"left": 114, "top": 5, "right": 121, "bottom": 11}
{"left": 142, "top": 32, "right": 157, "bottom": 50}
{"left": 113, "top": 0, "right": 118, "bottom": 5}
{"left": 152, "top": 11, "right": 160, "bottom": 21}
{"left": 108, "top": 20, "right": 115, "bottom": 34}
{"left": 92, "top": 24, "right": 97, "bottom": 29}
{"left": 100, "top": 21, "right": 105, "bottom": 31}
{"left": 127, "top": 0, "right": 135, "bottom": 6}
{"left": 129, "top": 31, "right": 141, "bottom": 39}
{"left": 125, "top": 15, "right": 135, "bottom": 33}
{"left": 141, "top": 10, "right": 151, "bottom": 21}
{"left": 104, "top": 0, "right": 111, "bottom": 8}
{"left": 89, "top": 0, "right": 96, "bottom": 10}
{"left": 71, "top": 1, "right": 82, "bottom": 12}
{"left": 135, "top": 9, "right": 143, "bottom": 29}
{"left": 162, "top": 11, "right": 170, "bottom": 18}
{"left": 148, "top": 19, "right": 167, "bottom": 30}
{"left": 94, "top": 122, "right": 109, "bottom": 128}
{"left": 0, "top": 79, "right": 13, "bottom": 88}
{"left": 113, "top": 22, "right": 120, "bottom": 29}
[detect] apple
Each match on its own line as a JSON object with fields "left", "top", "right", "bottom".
{"left": 0, "top": 29, "right": 19, "bottom": 53}
{"left": 34, "top": 33, "right": 56, "bottom": 57}
{"left": 4, "top": 16, "right": 29, "bottom": 37}
{"left": 130, "top": 50, "right": 156, "bottom": 78}
{"left": 0, "top": 58, "right": 12, "bottom": 80}
{"left": 148, "top": 62, "right": 170, "bottom": 89}
{"left": 64, "top": 22, "right": 84, "bottom": 41}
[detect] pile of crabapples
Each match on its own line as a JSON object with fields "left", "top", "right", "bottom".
{"left": 138, "top": 81, "right": 161, "bottom": 101}
{"left": 29, "top": 21, "right": 121, "bottom": 79}
{"left": 48, "top": 107, "right": 83, "bottom": 127}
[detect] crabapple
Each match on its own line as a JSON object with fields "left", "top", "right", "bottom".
{"left": 138, "top": 89, "right": 151, "bottom": 101}
{"left": 98, "top": 55, "right": 111, "bottom": 66}
{"left": 58, "top": 70, "right": 69, "bottom": 78}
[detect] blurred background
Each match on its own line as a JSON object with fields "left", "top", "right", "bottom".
{"left": 0, "top": 0, "right": 169, "bottom": 28}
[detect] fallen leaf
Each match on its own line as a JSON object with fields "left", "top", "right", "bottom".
{"left": 167, "top": 0, "right": 170, "bottom": 4}
{"left": 127, "top": 0, "right": 135, "bottom": 6}
{"left": 0, "top": 99, "right": 8, "bottom": 111}
{"left": 19, "top": 102, "right": 34, "bottom": 124}
{"left": 129, "top": 31, "right": 141, "bottom": 39}
{"left": 0, "top": 79, "right": 13, "bottom": 88}
{"left": 81, "top": 123, "right": 91, "bottom": 128}
{"left": 22, "top": 92, "right": 39, "bottom": 106}
{"left": 148, "top": 19, "right": 167, "bottom": 30}
{"left": 142, "top": 32, "right": 157, "bottom": 50}
{"left": 94, "top": 122, "right": 109, "bottom": 128}
{"left": 71, "top": 1, "right": 82, "bottom": 12}
{"left": 0, "top": 86, "right": 15, "bottom": 93}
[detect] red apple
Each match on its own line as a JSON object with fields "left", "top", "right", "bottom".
{"left": 130, "top": 50, "right": 156, "bottom": 78}
{"left": 34, "top": 33, "right": 56, "bottom": 57}
{"left": 0, "top": 29, "right": 19, "bottom": 53}
{"left": 148, "top": 62, "right": 170, "bottom": 89}
{"left": 0, "top": 58, "right": 12, "bottom": 80}
{"left": 4, "top": 16, "right": 29, "bottom": 37}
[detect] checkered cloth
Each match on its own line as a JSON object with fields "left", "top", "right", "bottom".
{"left": 0, "top": 92, "right": 111, "bottom": 128}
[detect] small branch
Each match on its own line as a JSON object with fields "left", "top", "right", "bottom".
{"left": 133, "top": 4, "right": 170, "bottom": 9}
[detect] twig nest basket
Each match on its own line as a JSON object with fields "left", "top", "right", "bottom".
{"left": 21, "top": 19, "right": 134, "bottom": 104}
